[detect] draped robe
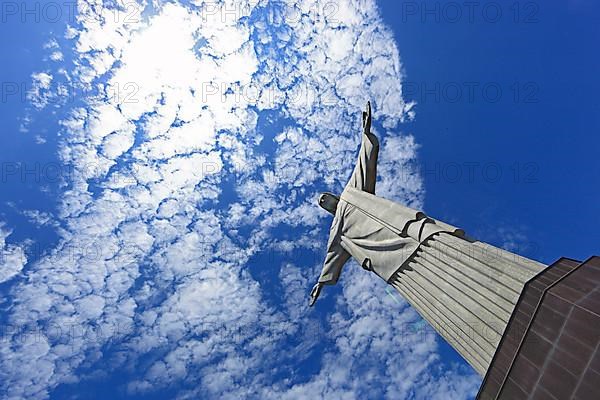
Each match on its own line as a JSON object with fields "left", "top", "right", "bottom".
{"left": 318, "top": 130, "right": 464, "bottom": 285}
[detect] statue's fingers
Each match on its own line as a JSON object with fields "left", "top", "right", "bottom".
{"left": 309, "top": 291, "right": 318, "bottom": 306}
{"left": 363, "top": 104, "right": 372, "bottom": 133}
{"left": 364, "top": 102, "right": 372, "bottom": 129}
{"left": 312, "top": 283, "right": 323, "bottom": 299}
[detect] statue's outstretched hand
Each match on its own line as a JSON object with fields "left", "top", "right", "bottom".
{"left": 362, "top": 101, "right": 372, "bottom": 134}
{"left": 309, "top": 282, "right": 324, "bottom": 307}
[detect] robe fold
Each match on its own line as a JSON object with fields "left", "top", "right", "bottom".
{"left": 318, "top": 127, "right": 463, "bottom": 284}
{"left": 319, "top": 186, "right": 464, "bottom": 284}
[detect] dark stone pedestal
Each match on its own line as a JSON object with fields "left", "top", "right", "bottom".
{"left": 477, "top": 256, "right": 600, "bottom": 400}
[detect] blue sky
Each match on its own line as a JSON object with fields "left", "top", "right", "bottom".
{"left": 0, "top": 1, "right": 598, "bottom": 399}
{"left": 378, "top": 0, "right": 600, "bottom": 264}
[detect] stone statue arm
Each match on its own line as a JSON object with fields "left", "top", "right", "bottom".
{"left": 318, "top": 236, "right": 351, "bottom": 285}
{"left": 309, "top": 211, "right": 351, "bottom": 306}
{"left": 346, "top": 101, "right": 379, "bottom": 194}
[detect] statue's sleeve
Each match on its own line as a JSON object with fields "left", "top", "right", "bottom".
{"left": 318, "top": 209, "right": 351, "bottom": 285}
{"left": 346, "top": 131, "right": 379, "bottom": 194}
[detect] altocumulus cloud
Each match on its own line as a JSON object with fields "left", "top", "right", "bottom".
{"left": 1, "top": 0, "right": 480, "bottom": 399}
{"left": 0, "top": 224, "right": 28, "bottom": 284}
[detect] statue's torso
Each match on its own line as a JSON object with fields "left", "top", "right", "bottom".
{"left": 331, "top": 187, "right": 464, "bottom": 282}
{"left": 337, "top": 200, "right": 421, "bottom": 281}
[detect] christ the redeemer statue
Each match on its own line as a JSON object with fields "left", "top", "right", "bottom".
{"left": 309, "top": 102, "right": 545, "bottom": 377}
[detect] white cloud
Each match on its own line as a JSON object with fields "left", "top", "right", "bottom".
{"left": 34, "top": 135, "right": 47, "bottom": 144}
{"left": 28, "top": 72, "right": 54, "bottom": 109}
{"left": 50, "top": 52, "right": 64, "bottom": 62}
{"left": 0, "top": 224, "right": 27, "bottom": 284}
{"left": 22, "top": 210, "right": 57, "bottom": 227}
